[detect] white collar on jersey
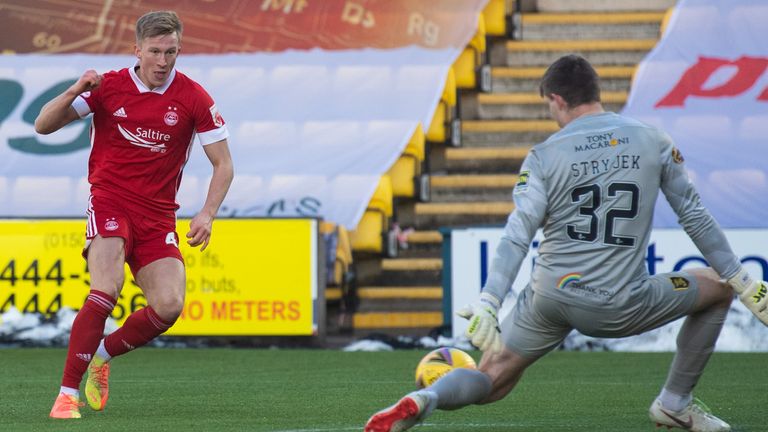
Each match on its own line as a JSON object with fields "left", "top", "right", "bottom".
{"left": 128, "top": 65, "right": 177, "bottom": 94}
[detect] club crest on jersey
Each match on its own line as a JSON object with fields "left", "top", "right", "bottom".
{"left": 515, "top": 171, "right": 530, "bottom": 191}
{"left": 670, "top": 276, "right": 690, "bottom": 291}
{"left": 164, "top": 110, "right": 178, "bottom": 126}
{"left": 671, "top": 147, "right": 685, "bottom": 164}
{"left": 105, "top": 218, "right": 119, "bottom": 231}
{"left": 209, "top": 104, "right": 224, "bottom": 127}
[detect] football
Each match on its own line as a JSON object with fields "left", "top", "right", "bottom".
{"left": 414, "top": 347, "right": 477, "bottom": 389}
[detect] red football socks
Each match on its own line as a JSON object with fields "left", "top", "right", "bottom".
{"left": 61, "top": 290, "right": 116, "bottom": 389}
{"left": 103, "top": 306, "right": 174, "bottom": 357}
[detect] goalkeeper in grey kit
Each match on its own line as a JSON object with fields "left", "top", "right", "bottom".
{"left": 364, "top": 55, "right": 767, "bottom": 432}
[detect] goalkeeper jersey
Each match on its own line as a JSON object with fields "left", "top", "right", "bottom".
{"left": 485, "top": 111, "right": 741, "bottom": 309}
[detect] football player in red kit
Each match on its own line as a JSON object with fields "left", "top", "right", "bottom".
{"left": 35, "top": 10, "right": 234, "bottom": 419}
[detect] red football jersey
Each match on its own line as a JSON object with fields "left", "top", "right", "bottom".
{"left": 72, "top": 66, "right": 228, "bottom": 217}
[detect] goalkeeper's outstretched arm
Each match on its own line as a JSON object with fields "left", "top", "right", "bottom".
{"left": 659, "top": 132, "right": 767, "bottom": 326}
{"left": 460, "top": 151, "right": 546, "bottom": 352}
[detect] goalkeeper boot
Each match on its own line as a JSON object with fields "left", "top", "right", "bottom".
{"left": 649, "top": 398, "right": 731, "bottom": 432}
{"left": 364, "top": 391, "right": 432, "bottom": 432}
{"left": 49, "top": 393, "right": 83, "bottom": 419}
{"left": 85, "top": 355, "right": 110, "bottom": 411}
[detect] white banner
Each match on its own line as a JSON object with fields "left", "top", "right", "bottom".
{"left": 0, "top": 48, "right": 461, "bottom": 228}
{"left": 449, "top": 228, "right": 768, "bottom": 351}
{"left": 622, "top": 0, "right": 768, "bottom": 228}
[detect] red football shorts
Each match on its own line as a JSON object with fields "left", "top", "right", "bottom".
{"left": 83, "top": 195, "right": 184, "bottom": 275}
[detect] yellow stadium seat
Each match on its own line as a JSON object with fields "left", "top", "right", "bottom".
{"left": 403, "top": 124, "right": 426, "bottom": 162}
{"left": 350, "top": 211, "right": 384, "bottom": 254}
{"left": 483, "top": 0, "right": 507, "bottom": 36}
{"left": 630, "top": 64, "right": 640, "bottom": 90}
{"left": 335, "top": 225, "right": 352, "bottom": 277}
{"left": 387, "top": 123, "right": 429, "bottom": 201}
{"left": 320, "top": 221, "right": 354, "bottom": 289}
{"left": 388, "top": 160, "right": 416, "bottom": 198}
{"left": 427, "top": 68, "right": 460, "bottom": 146}
{"left": 350, "top": 175, "right": 396, "bottom": 256}
{"left": 453, "top": 14, "right": 490, "bottom": 91}
{"left": 660, "top": 7, "right": 675, "bottom": 37}
{"left": 368, "top": 174, "right": 393, "bottom": 218}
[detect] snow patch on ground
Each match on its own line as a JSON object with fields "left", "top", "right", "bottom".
{"left": 3, "top": 302, "right": 766, "bottom": 352}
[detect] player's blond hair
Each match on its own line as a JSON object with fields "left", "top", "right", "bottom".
{"left": 135, "top": 10, "right": 183, "bottom": 44}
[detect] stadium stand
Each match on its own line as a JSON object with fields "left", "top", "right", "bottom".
{"left": 322, "top": 220, "right": 356, "bottom": 334}
{"left": 425, "top": 68, "right": 460, "bottom": 146}
{"left": 350, "top": 0, "right": 673, "bottom": 337}
{"left": 349, "top": 174, "right": 395, "bottom": 257}
{"left": 452, "top": 14, "right": 491, "bottom": 91}
{"left": 482, "top": 0, "right": 510, "bottom": 37}
{"left": 321, "top": 221, "right": 354, "bottom": 298}
{"left": 660, "top": 6, "right": 675, "bottom": 36}
{"left": 0, "top": 0, "right": 679, "bottom": 340}
{"left": 386, "top": 123, "right": 428, "bottom": 202}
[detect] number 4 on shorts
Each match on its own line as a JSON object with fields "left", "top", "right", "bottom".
{"left": 165, "top": 232, "right": 178, "bottom": 247}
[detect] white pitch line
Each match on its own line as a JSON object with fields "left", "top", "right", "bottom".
{"left": 271, "top": 428, "right": 360, "bottom": 432}
{"left": 272, "top": 422, "right": 530, "bottom": 431}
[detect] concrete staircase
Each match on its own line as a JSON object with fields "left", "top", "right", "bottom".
{"left": 345, "top": 1, "right": 670, "bottom": 338}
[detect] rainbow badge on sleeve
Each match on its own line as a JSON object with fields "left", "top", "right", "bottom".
{"left": 557, "top": 273, "right": 582, "bottom": 289}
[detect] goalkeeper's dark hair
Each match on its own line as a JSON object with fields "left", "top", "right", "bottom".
{"left": 539, "top": 54, "right": 601, "bottom": 108}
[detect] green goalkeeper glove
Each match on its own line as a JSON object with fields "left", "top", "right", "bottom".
{"left": 728, "top": 268, "right": 768, "bottom": 326}
{"left": 457, "top": 292, "right": 503, "bottom": 353}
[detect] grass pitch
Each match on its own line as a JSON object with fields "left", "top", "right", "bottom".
{"left": 1, "top": 348, "right": 763, "bottom": 431}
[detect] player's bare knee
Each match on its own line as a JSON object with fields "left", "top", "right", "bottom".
{"left": 88, "top": 270, "right": 124, "bottom": 299}
{"left": 152, "top": 294, "right": 184, "bottom": 322}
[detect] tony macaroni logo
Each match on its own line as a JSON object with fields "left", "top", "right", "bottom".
{"left": 575, "top": 132, "right": 629, "bottom": 152}
{"left": 117, "top": 124, "right": 169, "bottom": 153}
{"left": 557, "top": 272, "right": 582, "bottom": 289}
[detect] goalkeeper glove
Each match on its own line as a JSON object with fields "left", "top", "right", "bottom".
{"left": 728, "top": 268, "right": 768, "bottom": 326}
{"left": 457, "top": 292, "right": 503, "bottom": 353}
